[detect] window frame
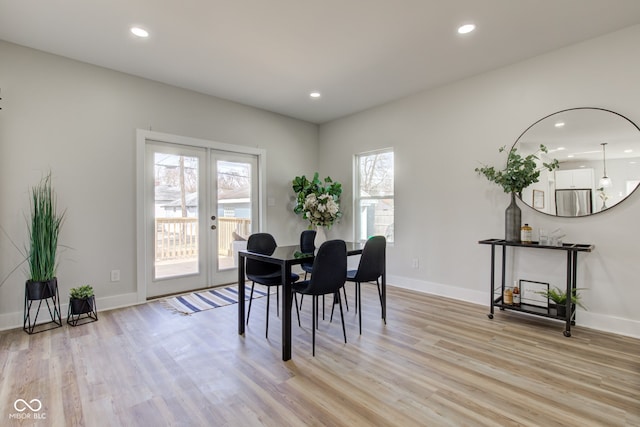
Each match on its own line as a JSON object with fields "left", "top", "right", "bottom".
{"left": 353, "top": 147, "right": 394, "bottom": 243}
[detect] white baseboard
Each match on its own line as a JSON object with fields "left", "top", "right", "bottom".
{"left": 4, "top": 278, "right": 638, "bottom": 340}
{"left": 0, "top": 292, "right": 140, "bottom": 332}
{"left": 387, "top": 274, "right": 640, "bottom": 340}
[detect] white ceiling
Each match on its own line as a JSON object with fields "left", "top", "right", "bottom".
{"left": 1, "top": 0, "right": 640, "bottom": 124}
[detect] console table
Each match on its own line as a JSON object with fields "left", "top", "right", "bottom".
{"left": 478, "top": 239, "right": 594, "bottom": 337}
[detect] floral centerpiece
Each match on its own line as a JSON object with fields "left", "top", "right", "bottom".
{"left": 475, "top": 145, "right": 558, "bottom": 242}
{"left": 292, "top": 173, "right": 342, "bottom": 228}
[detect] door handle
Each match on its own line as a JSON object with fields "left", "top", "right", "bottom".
{"left": 210, "top": 225, "right": 217, "bottom": 230}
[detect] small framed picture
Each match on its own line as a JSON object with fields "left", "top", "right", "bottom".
{"left": 533, "top": 189, "right": 545, "bottom": 210}
{"left": 519, "top": 279, "right": 549, "bottom": 308}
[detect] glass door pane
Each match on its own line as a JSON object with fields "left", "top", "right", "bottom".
{"left": 145, "top": 142, "right": 207, "bottom": 299}
{"left": 216, "top": 159, "right": 254, "bottom": 270}
{"left": 154, "top": 152, "right": 200, "bottom": 279}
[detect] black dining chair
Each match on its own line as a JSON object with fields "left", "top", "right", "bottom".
{"left": 300, "top": 229, "right": 316, "bottom": 280}
{"left": 291, "top": 239, "right": 348, "bottom": 356}
{"left": 245, "top": 233, "right": 300, "bottom": 338}
{"left": 298, "top": 229, "right": 349, "bottom": 317}
{"left": 345, "top": 235, "right": 386, "bottom": 334}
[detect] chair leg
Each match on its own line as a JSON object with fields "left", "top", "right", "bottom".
{"left": 276, "top": 286, "right": 280, "bottom": 317}
{"left": 294, "top": 293, "right": 301, "bottom": 327}
{"left": 354, "top": 283, "right": 358, "bottom": 313}
{"left": 338, "top": 290, "right": 347, "bottom": 344}
{"left": 299, "top": 294, "right": 304, "bottom": 310}
{"left": 246, "top": 283, "right": 256, "bottom": 324}
{"left": 265, "top": 289, "right": 270, "bottom": 338}
{"left": 329, "top": 292, "right": 337, "bottom": 323}
{"left": 312, "top": 295, "right": 317, "bottom": 356}
{"left": 357, "top": 282, "right": 362, "bottom": 335}
{"left": 343, "top": 286, "right": 349, "bottom": 311}
{"left": 376, "top": 279, "right": 386, "bottom": 324}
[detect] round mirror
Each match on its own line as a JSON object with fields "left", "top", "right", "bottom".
{"left": 513, "top": 107, "right": 640, "bottom": 217}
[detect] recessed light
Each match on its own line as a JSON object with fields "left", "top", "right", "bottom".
{"left": 309, "top": 92, "right": 321, "bottom": 99}
{"left": 568, "top": 155, "right": 575, "bottom": 158}
{"left": 555, "top": 122, "right": 565, "bottom": 128}
{"left": 131, "top": 27, "right": 149, "bottom": 38}
{"left": 457, "top": 24, "right": 475, "bottom": 34}
{"left": 624, "top": 149, "right": 633, "bottom": 153}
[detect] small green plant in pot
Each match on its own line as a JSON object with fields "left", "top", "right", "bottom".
{"left": 26, "top": 172, "right": 65, "bottom": 301}
{"left": 537, "top": 286, "right": 587, "bottom": 317}
{"left": 69, "top": 285, "right": 95, "bottom": 315}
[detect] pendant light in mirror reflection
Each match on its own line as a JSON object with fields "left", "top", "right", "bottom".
{"left": 598, "top": 142, "right": 612, "bottom": 188}
{"left": 512, "top": 107, "right": 640, "bottom": 217}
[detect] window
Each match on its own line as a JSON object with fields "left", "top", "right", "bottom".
{"left": 355, "top": 149, "right": 394, "bottom": 243}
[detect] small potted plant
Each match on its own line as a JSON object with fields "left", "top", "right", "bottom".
{"left": 69, "top": 284, "right": 95, "bottom": 316}
{"left": 537, "top": 286, "right": 587, "bottom": 318}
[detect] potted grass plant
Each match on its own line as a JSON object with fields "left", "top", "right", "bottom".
{"left": 25, "top": 172, "right": 65, "bottom": 301}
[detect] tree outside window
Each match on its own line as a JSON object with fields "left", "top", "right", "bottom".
{"left": 355, "top": 149, "right": 394, "bottom": 243}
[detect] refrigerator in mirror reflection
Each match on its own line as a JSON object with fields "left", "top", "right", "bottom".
{"left": 555, "top": 189, "right": 592, "bottom": 217}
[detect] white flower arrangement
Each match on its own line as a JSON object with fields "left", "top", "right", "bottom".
{"left": 293, "top": 173, "right": 342, "bottom": 228}
{"left": 302, "top": 193, "right": 340, "bottom": 228}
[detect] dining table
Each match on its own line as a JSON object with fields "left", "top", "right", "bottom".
{"left": 237, "top": 241, "right": 385, "bottom": 361}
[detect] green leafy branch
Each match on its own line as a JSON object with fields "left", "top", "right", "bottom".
{"left": 475, "top": 145, "right": 559, "bottom": 195}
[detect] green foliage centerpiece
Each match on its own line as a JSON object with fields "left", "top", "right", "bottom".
{"left": 292, "top": 173, "right": 342, "bottom": 232}
{"left": 475, "top": 145, "right": 558, "bottom": 242}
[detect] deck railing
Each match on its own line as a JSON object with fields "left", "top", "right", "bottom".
{"left": 155, "top": 217, "right": 250, "bottom": 261}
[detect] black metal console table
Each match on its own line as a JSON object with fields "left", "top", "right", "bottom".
{"left": 478, "top": 239, "right": 594, "bottom": 337}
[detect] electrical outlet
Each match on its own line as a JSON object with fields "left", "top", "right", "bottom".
{"left": 412, "top": 258, "right": 419, "bottom": 269}
{"left": 110, "top": 269, "right": 120, "bottom": 282}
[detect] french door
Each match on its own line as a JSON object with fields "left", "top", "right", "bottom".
{"left": 141, "top": 137, "right": 259, "bottom": 299}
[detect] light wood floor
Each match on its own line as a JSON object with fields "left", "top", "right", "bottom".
{"left": 1, "top": 285, "right": 638, "bottom": 426}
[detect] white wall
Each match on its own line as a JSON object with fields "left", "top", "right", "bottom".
{"left": 3, "top": 25, "right": 639, "bottom": 338}
{"left": 319, "top": 25, "right": 640, "bottom": 338}
{"left": 0, "top": 41, "right": 317, "bottom": 328}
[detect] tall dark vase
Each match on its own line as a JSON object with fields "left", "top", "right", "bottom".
{"left": 505, "top": 192, "right": 521, "bottom": 243}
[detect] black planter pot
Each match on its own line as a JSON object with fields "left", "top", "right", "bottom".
{"left": 69, "top": 296, "right": 95, "bottom": 315}
{"left": 67, "top": 295, "right": 98, "bottom": 326}
{"left": 555, "top": 303, "right": 575, "bottom": 318}
{"left": 23, "top": 277, "right": 62, "bottom": 334}
{"left": 26, "top": 277, "right": 57, "bottom": 300}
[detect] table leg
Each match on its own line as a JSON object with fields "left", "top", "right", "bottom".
{"left": 281, "top": 263, "right": 292, "bottom": 361}
{"left": 238, "top": 255, "right": 245, "bottom": 335}
{"left": 563, "top": 251, "right": 575, "bottom": 337}
{"left": 488, "top": 244, "right": 496, "bottom": 318}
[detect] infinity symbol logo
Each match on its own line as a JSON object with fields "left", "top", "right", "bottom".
{"left": 14, "top": 398, "right": 42, "bottom": 412}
